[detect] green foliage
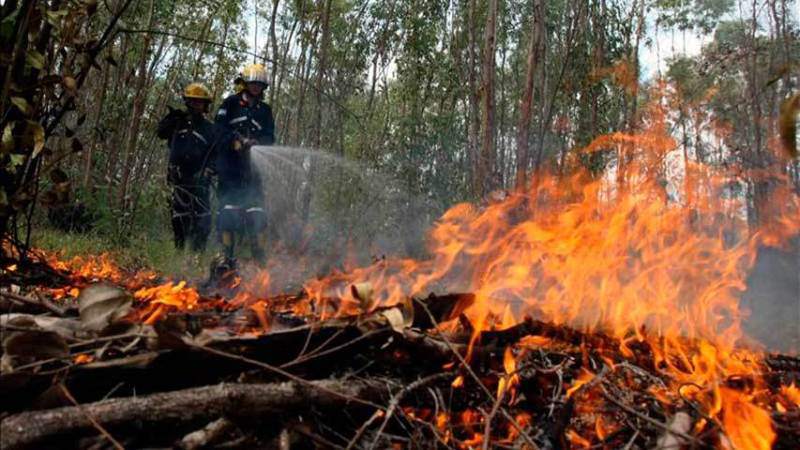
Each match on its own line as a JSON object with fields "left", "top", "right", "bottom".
{"left": 655, "top": 0, "right": 735, "bottom": 33}
{"left": 5, "top": 0, "right": 797, "bottom": 268}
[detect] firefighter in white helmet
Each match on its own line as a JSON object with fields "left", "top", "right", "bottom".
{"left": 157, "top": 82, "right": 218, "bottom": 251}
{"left": 214, "top": 63, "right": 275, "bottom": 264}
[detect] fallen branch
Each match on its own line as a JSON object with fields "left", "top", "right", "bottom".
{"left": 0, "top": 291, "right": 65, "bottom": 317}
{"left": 1, "top": 379, "right": 391, "bottom": 449}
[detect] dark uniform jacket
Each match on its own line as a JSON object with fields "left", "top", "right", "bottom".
{"left": 214, "top": 93, "right": 275, "bottom": 192}
{"left": 157, "top": 108, "right": 218, "bottom": 185}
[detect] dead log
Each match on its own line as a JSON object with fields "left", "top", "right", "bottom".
{"left": 1, "top": 378, "right": 392, "bottom": 450}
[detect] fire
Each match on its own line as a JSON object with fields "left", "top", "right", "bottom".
{"left": 134, "top": 281, "right": 200, "bottom": 324}
{"left": 26, "top": 91, "right": 799, "bottom": 448}
{"left": 566, "top": 369, "right": 596, "bottom": 398}
{"left": 780, "top": 383, "right": 800, "bottom": 407}
{"left": 566, "top": 429, "right": 591, "bottom": 448}
{"left": 720, "top": 387, "right": 776, "bottom": 450}
{"left": 299, "top": 97, "right": 799, "bottom": 447}
{"left": 496, "top": 346, "right": 519, "bottom": 402}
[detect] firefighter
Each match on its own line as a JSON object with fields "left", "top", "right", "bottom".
{"left": 214, "top": 63, "right": 275, "bottom": 263}
{"left": 157, "top": 82, "right": 217, "bottom": 251}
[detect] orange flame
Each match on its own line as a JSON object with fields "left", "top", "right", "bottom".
{"left": 134, "top": 281, "right": 200, "bottom": 324}
{"left": 780, "top": 383, "right": 800, "bottom": 407}
{"left": 300, "top": 97, "right": 798, "bottom": 447}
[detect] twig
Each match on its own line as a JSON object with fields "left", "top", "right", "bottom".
{"left": 346, "top": 409, "right": 384, "bottom": 450}
{"left": 69, "top": 332, "right": 152, "bottom": 348}
{"left": 482, "top": 383, "right": 507, "bottom": 450}
{"left": 360, "top": 372, "right": 452, "bottom": 450}
{"left": 34, "top": 291, "right": 67, "bottom": 317}
{"left": 599, "top": 384, "right": 703, "bottom": 445}
{"left": 282, "top": 328, "right": 383, "bottom": 369}
{"left": 0, "top": 290, "right": 65, "bottom": 316}
{"left": 414, "top": 299, "right": 540, "bottom": 450}
{"left": 621, "top": 429, "right": 640, "bottom": 450}
{"left": 189, "top": 343, "right": 384, "bottom": 409}
{"left": 59, "top": 384, "right": 125, "bottom": 450}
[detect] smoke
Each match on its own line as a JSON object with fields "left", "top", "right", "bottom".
{"left": 249, "top": 146, "right": 438, "bottom": 289}
{"left": 741, "top": 238, "right": 800, "bottom": 354}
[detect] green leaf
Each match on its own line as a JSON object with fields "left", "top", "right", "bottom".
{"left": 10, "top": 97, "right": 31, "bottom": 116}
{"left": 25, "top": 50, "right": 45, "bottom": 70}
{"left": 45, "top": 9, "right": 69, "bottom": 25}
{"left": 1, "top": 123, "right": 14, "bottom": 154}
{"left": 27, "top": 121, "right": 45, "bottom": 158}
{"left": 9, "top": 154, "right": 25, "bottom": 168}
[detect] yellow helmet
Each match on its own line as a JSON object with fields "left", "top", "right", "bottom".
{"left": 183, "top": 82, "right": 212, "bottom": 101}
{"left": 242, "top": 63, "right": 269, "bottom": 86}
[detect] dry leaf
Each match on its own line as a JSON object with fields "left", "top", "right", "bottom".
{"left": 1, "top": 316, "right": 69, "bottom": 372}
{"left": 62, "top": 76, "right": 77, "bottom": 96}
{"left": 380, "top": 308, "right": 408, "bottom": 332}
{"left": 351, "top": 282, "right": 374, "bottom": 311}
{"left": 78, "top": 284, "right": 133, "bottom": 333}
{"left": 779, "top": 93, "right": 800, "bottom": 158}
{"left": 26, "top": 121, "right": 45, "bottom": 158}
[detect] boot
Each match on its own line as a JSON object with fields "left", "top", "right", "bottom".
{"left": 206, "top": 254, "right": 238, "bottom": 289}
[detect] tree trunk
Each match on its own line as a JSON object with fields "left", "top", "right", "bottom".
{"left": 268, "top": 0, "right": 281, "bottom": 105}
{"left": 117, "top": 0, "right": 155, "bottom": 213}
{"left": 83, "top": 60, "right": 111, "bottom": 189}
{"left": 478, "top": 0, "right": 498, "bottom": 197}
{"left": 314, "top": 0, "right": 332, "bottom": 150}
{"left": 514, "top": 0, "right": 544, "bottom": 191}
{"left": 466, "top": 0, "right": 480, "bottom": 197}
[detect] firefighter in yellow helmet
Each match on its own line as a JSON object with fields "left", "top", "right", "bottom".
{"left": 157, "top": 82, "right": 219, "bottom": 251}
{"left": 214, "top": 63, "right": 275, "bottom": 265}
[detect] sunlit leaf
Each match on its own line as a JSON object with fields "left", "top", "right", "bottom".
{"left": 26, "top": 121, "right": 44, "bottom": 158}
{"left": 25, "top": 50, "right": 45, "bottom": 70}
{"left": 9, "top": 154, "right": 25, "bottom": 168}
{"left": 10, "top": 97, "right": 31, "bottom": 116}
{"left": 1, "top": 123, "right": 14, "bottom": 154}
{"left": 45, "top": 9, "right": 69, "bottom": 24}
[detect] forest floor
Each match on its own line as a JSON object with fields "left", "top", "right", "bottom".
{"left": 31, "top": 228, "right": 215, "bottom": 279}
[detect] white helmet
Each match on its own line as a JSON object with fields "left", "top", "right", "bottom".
{"left": 242, "top": 63, "right": 268, "bottom": 86}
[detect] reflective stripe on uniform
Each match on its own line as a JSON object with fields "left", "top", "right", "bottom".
{"left": 223, "top": 205, "right": 241, "bottom": 210}
{"left": 246, "top": 207, "right": 264, "bottom": 213}
{"left": 217, "top": 109, "right": 227, "bottom": 116}
{"left": 229, "top": 116, "right": 248, "bottom": 125}
{"left": 192, "top": 131, "right": 208, "bottom": 145}
{"left": 250, "top": 119, "right": 262, "bottom": 130}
